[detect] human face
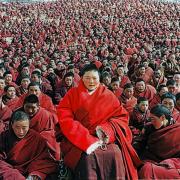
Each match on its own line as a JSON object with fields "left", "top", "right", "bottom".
{"left": 31, "top": 74, "right": 40, "bottom": 83}
{"left": 22, "top": 67, "right": 30, "bottom": 76}
{"left": 12, "top": 120, "right": 29, "bottom": 138}
{"left": 159, "top": 87, "right": 168, "bottom": 97}
{"left": 167, "top": 85, "right": 176, "bottom": 95}
{"left": 0, "top": 79, "right": 5, "bottom": 90}
{"left": 139, "top": 67, "right": 146, "bottom": 75}
{"left": 64, "top": 76, "right": 73, "bottom": 87}
{"left": 5, "top": 74, "right": 12, "bottom": 84}
{"left": 111, "top": 81, "right": 120, "bottom": 91}
{"left": 117, "top": 67, "right": 124, "bottom": 77}
{"left": 21, "top": 78, "right": 30, "bottom": 89}
{"left": 6, "top": 87, "right": 16, "bottom": 99}
{"left": 24, "top": 103, "right": 39, "bottom": 117}
{"left": 102, "top": 76, "right": 111, "bottom": 87}
{"left": 124, "top": 88, "right": 134, "bottom": 99}
{"left": 138, "top": 101, "right": 149, "bottom": 113}
{"left": 154, "top": 70, "right": 161, "bottom": 78}
{"left": 162, "top": 98, "right": 174, "bottom": 112}
{"left": 150, "top": 114, "right": 163, "bottom": 129}
{"left": 28, "top": 86, "right": 41, "bottom": 97}
{"left": 173, "top": 74, "right": 180, "bottom": 85}
{"left": 82, "top": 70, "right": 100, "bottom": 91}
{"left": 135, "top": 81, "right": 145, "bottom": 92}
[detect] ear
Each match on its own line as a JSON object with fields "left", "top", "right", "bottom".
{"left": 160, "top": 114, "right": 166, "bottom": 121}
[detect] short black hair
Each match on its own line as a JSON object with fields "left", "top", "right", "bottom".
{"left": 63, "top": 72, "right": 74, "bottom": 79}
{"left": 28, "top": 82, "right": 40, "bottom": 90}
{"left": 124, "top": 83, "right": 133, "bottom": 89}
{"left": 150, "top": 104, "right": 172, "bottom": 122}
{"left": 137, "top": 97, "right": 148, "bottom": 104}
{"left": 166, "top": 79, "right": 176, "bottom": 86}
{"left": 4, "top": 85, "right": 15, "bottom": 92}
{"left": 80, "top": 64, "right": 100, "bottom": 77}
{"left": 161, "top": 92, "right": 176, "bottom": 103}
{"left": 157, "top": 84, "right": 167, "bottom": 92}
{"left": 23, "top": 94, "right": 39, "bottom": 105}
{"left": 11, "top": 111, "right": 30, "bottom": 124}
{"left": 176, "top": 93, "right": 180, "bottom": 101}
{"left": 135, "top": 78, "right": 145, "bottom": 84}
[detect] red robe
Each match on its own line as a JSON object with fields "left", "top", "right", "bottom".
{"left": 134, "top": 85, "right": 156, "bottom": 104}
{"left": 149, "top": 94, "right": 161, "bottom": 109}
{"left": 119, "top": 93, "right": 137, "bottom": 115}
{"left": 57, "top": 80, "right": 141, "bottom": 179}
{"left": 0, "top": 129, "right": 57, "bottom": 179}
{"left": 26, "top": 107, "right": 60, "bottom": 160}
{"left": 120, "top": 75, "right": 131, "bottom": 88}
{"left": 15, "top": 93, "right": 56, "bottom": 113}
{"left": 138, "top": 123, "right": 180, "bottom": 179}
{"left": 3, "top": 96, "right": 19, "bottom": 111}
{"left": 172, "top": 108, "right": 180, "bottom": 123}
{"left": 0, "top": 105, "right": 12, "bottom": 134}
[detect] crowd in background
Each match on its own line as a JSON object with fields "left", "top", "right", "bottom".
{"left": 0, "top": 0, "right": 180, "bottom": 179}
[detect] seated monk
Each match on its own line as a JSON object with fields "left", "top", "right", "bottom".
{"left": 2, "top": 85, "right": 19, "bottom": 110}
{"left": 15, "top": 82, "right": 56, "bottom": 113}
{"left": 16, "top": 75, "right": 30, "bottom": 97}
{"left": 110, "top": 76, "right": 123, "bottom": 98}
{"left": 0, "top": 97, "right": 12, "bottom": 134}
{"left": 133, "top": 105, "right": 180, "bottom": 179}
{"left": 130, "top": 97, "right": 150, "bottom": 138}
{"left": 0, "top": 77, "right": 5, "bottom": 96}
{"left": 134, "top": 78, "right": 156, "bottom": 104}
{"left": 17, "top": 94, "right": 60, "bottom": 161}
{"left": 149, "top": 84, "right": 168, "bottom": 109}
{"left": 115, "top": 65, "right": 131, "bottom": 88}
{"left": 0, "top": 111, "right": 57, "bottom": 180}
{"left": 161, "top": 92, "right": 180, "bottom": 123}
{"left": 57, "top": 64, "right": 141, "bottom": 179}
{"left": 119, "top": 83, "right": 137, "bottom": 115}
{"left": 149, "top": 68, "right": 167, "bottom": 89}
{"left": 54, "top": 72, "right": 77, "bottom": 105}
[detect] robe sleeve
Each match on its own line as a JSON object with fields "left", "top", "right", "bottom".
{"left": 57, "top": 92, "right": 99, "bottom": 152}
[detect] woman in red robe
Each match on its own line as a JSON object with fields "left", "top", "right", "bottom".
{"left": 0, "top": 111, "right": 57, "bottom": 180}
{"left": 133, "top": 105, "right": 180, "bottom": 179}
{"left": 57, "top": 64, "right": 141, "bottom": 180}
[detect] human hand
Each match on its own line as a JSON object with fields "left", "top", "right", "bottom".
{"left": 96, "top": 126, "right": 109, "bottom": 144}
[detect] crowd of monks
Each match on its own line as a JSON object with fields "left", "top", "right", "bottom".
{"left": 0, "top": 0, "right": 180, "bottom": 179}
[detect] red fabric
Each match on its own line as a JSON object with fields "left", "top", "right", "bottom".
{"left": 0, "top": 129, "right": 57, "bottom": 179}
{"left": 57, "top": 80, "right": 141, "bottom": 178}
{"left": 28, "top": 107, "right": 60, "bottom": 160}
{"left": 4, "top": 97, "right": 19, "bottom": 111}
{"left": 120, "top": 75, "right": 131, "bottom": 88}
{"left": 15, "top": 93, "right": 56, "bottom": 113}
{"left": 139, "top": 123, "right": 180, "bottom": 179}
{"left": 149, "top": 94, "right": 161, "bottom": 109}
{"left": 172, "top": 108, "right": 180, "bottom": 123}
{"left": 113, "top": 87, "right": 123, "bottom": 98}
{"left": 0, "top": 105, "right": 12, "bottom": 134}
{"left": 134, "top": 85, "right": 156, "bottom": 104}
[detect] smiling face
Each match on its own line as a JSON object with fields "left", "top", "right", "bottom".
{"left": 135, "top": 81, "right": 146, "bottom": 93}
{"left": 82, "top": 70, "right": 100, "bottom": 91}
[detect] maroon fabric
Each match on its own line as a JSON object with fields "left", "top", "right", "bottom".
{"left": 144, "top": 123, "right": 180, "bottom": 161}
{"left": 0, "top": 105, "right": 12, "bottom": 134}
{"left": 15, "top": 93, "right": 56, "bottom": 113}
{"left": 134, "top": 85, "right": 156, "bottom": 104}
{"left": 74, "top": 144, "right": 125, "bottom": 180}
{"left": 0, "top": 129, "right": 57, "bottom": 179}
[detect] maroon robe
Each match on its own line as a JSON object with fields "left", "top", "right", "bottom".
{"left": 172, "top": 108, "right": 180, "bottom": 123}
{"left": 2, "top": 95, "right": 19, "bottom": 111}
{"left": 57, "top": 80, "right": 141, "bottom": 179}
{"left": 0, "top": 105, "right": 12, "bottom": 133}
{"left": 120, "top": 75, "right": 131, "bottom": 88}
{"left": 149, "top": 94, "right": 161, "bottom": 109}
{"left": 0, "top": 129, "right": 57, "bottom": 179}
{"left": 138, "top": 123, "right": 180, "bottom": 179}
{"left": 15, "top": 93, "right": 56, "bottom": 113}
{"left": 134, "top": 85, "right": 156, "bottom": 104}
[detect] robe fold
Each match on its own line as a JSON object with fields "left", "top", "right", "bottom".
{"left": 0, "top": 105, "right": 12, "bottom": 133}
{"left": 138, "top": 123, "right": 180, "bottom": 179}
{"left": 57, "top": 80, "right": 141, "bottom": 179}
{"left": 18, "top": 107, "right": 60, "bottom": 161}
{"left": 0, "top": 129, "right": 57, "bottom": 179}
